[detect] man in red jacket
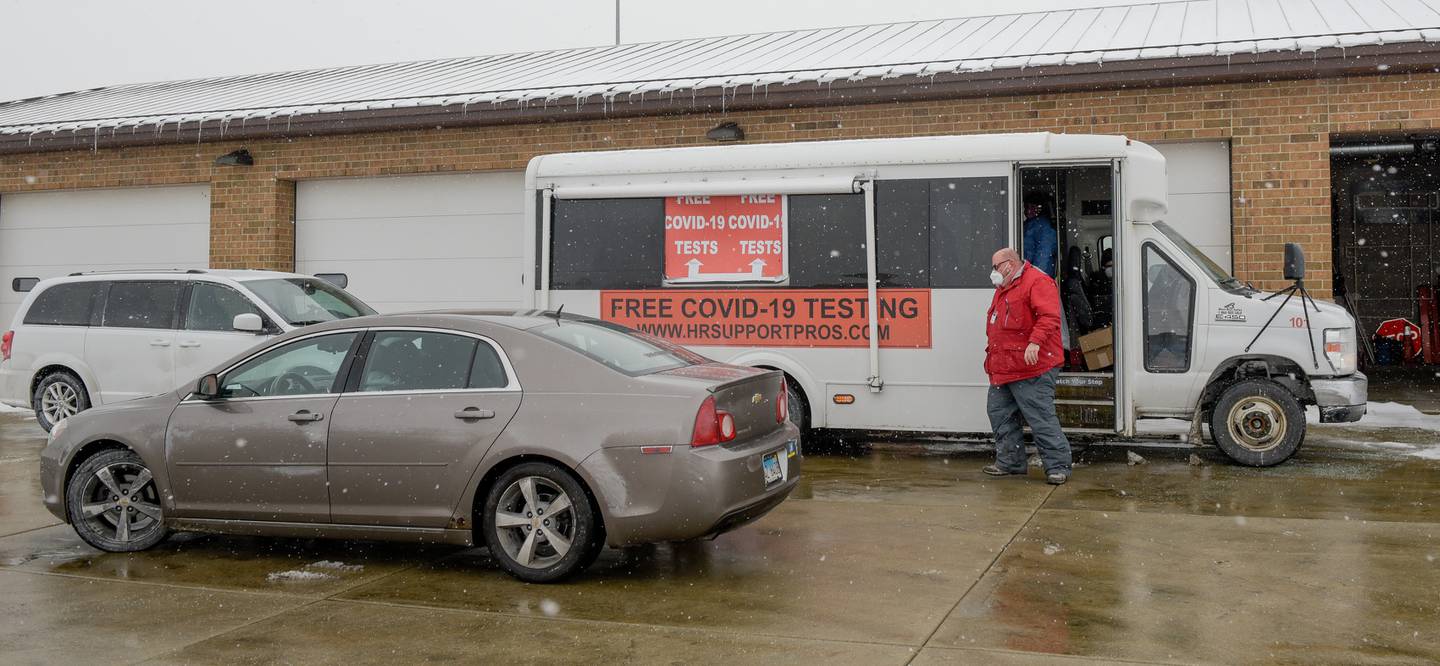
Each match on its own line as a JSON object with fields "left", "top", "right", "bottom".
{"left": 982, "top": 247, "right": 1072, "bottom": 484}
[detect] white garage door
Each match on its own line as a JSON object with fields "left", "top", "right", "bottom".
{"left": 295, "top": 172, "right": 526, "bottom": 314}
{"left": 0, "top": 185, "right": 210, "bottom": 325}
{"left": 1154, "top": 141, "right": 1233, "bottom": 272}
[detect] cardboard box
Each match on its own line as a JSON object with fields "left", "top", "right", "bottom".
{"left": 1078, "top": 326, "right": 1113, "bottom": 353}
{"left": 1083, "top": 345, "right": 1114, "bottom": 371}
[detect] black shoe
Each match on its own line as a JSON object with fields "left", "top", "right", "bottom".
{"left": 983, "top": 464, "right": 1025, "bottom": 476}
{"left": 1046, "top": 473, "right": 1069, "bottom": 485}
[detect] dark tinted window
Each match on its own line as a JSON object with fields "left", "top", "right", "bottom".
{"left": 23, "top": 282, "right": 104, "bottom": 326}
{"left": 876, "top": 181, "right": 931, "bottom": 288}
{"left": 185, "top": 283, "right": 262, "bottom": 332}
{"left": 788, "top": 193, "right": 867, "bottom": 288}
{"left": 551, "top": 198, "right": 663, "bottom": 289}
{"left": 468, "top": 343, "right": 508, "bottom": 389}
{"left": 102, "top": 282, "right": 183, "bottom": 329}
{"left": 929, "top": 177, "right": 1009, "bottom": 288}
{"left": 357, "top": 331, "right": 478, "bottom": 393}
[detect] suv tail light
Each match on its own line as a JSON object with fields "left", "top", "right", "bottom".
{"left": 691, "top": 395, "right": 735, "bottom": 447}
{"left": 1, "top": 331, "right": 11, "bottom": 361}
{"left": 776, "top": 378, "right": 789, "bottom": 423}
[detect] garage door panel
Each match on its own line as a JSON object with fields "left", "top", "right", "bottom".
{"left": 1154, "top": 142, "right": 1232, "bottom": 272}
{"left": 0, "top": 185, "right": 209, "bottom": 326}
{"left": 295, "top": 214, "right": 520, "bottom": 262}
{"left": 297, "top": 173, "right": 523, "bottom": 220}
{"left": 301, "top": 258, "right": 523, "bottom": 311}
{"left": 295, "top": 172, "right": 525, "bottom": 314}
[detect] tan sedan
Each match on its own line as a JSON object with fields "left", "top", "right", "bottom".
{"left": 39, "top": 312, "right": 801, "bottom": 582}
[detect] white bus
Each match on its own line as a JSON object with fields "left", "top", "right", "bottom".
{"left": 521, "top": 133, "right": 1366, "bottom": 466}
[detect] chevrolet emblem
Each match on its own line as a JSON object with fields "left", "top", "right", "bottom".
{"left": 751, "top": 393, "right": 764, "bottom": 405}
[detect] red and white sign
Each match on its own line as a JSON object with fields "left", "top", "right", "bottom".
{"left": 602, "top": 289, "right": 931, "bottom": 348}
{"left": 664, "top": 195, "right": 785, "bottom": 282}
{"left": 1376, "top": 318, "right": 1423, "bottom": 360}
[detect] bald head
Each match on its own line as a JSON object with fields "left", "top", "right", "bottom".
{"left": 991, "top": 248, "right": 1022, "bottom": 288}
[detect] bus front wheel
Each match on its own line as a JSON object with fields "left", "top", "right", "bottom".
{"left": 1208, "top": 378, "right": 1306, "bottom": 467}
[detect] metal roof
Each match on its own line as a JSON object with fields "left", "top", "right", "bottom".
{"left": 2, "top": 0, "right": 1439, "bottom": 149}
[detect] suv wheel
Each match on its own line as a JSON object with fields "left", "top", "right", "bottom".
{"left": 34, "top": 371, "right": 89, "bottom": 433}
{"left": 1208, "top": 378, "right": 1306, "bottom": 467}
{"left": 482, "top": 462, "right": 603, "bottom": 583}
{"left": 66, "top": 448, "right": 169, "bottom": 552}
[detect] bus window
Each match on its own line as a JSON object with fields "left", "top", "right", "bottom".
{"left": 931, "top": 177, "right": 1008, "bottom": 288}
{"left": 788, "top": 193, "right": 867, "bottom": 288}
{"left": 551, "top": 198, "right": 664, "bottom": 289}
{"left": 876, "top": 180, "right": 930, "bottom": 287}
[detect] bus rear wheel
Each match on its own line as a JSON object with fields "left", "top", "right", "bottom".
{"left": 1208, "top": 379, "right": 1305, "bottom": 467}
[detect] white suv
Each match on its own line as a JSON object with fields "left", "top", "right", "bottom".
{"left": 1, "top": 270, "right": 375, "bottom": 431}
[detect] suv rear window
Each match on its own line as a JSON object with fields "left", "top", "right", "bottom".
{"left": 23, "top": 282, "right": 105, "bottom": 326}
{"left": 534, "top": 319, "right": 703, "bottom": 376}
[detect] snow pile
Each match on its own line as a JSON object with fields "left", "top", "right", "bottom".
{"left": 0, "top": 403, "right": 29, "bottom": 414}
{"left": 307, "top": 560, "right": 363, "bottom": 573}
{"left": 266, "top": 570, "right": 337, "bottom": 583}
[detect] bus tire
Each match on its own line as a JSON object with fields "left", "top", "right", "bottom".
{"left": 1208, "top": 379, "right": 1305, "bottom": 467}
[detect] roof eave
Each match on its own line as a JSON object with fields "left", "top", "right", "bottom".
{"left": 1, "top": 42, "right": 1435, "bottom": 156}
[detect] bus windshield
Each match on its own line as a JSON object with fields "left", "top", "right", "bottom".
{"left": 1153, "top": 221, "right": 1254, "bottom": 295}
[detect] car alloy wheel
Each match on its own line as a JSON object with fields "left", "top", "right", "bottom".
{"left": 41, "top": 381, "right": 81, "bottom": 424}
{"left": 493, "top": 476, "right": 575, "bottom": 570}
{"left": 66, "top": 449, "right": 170, "bottom": 552}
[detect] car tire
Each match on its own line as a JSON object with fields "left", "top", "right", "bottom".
{"left": 1208, "top": 379, "right": 1306, "bottom": 467}
{"left": 482, "top": 462, "right": 603, "bottom": 583}
{"left": 34, "top": 371, "right": 90, "bottom": 433}
{"left": 785, "top": 376, "right": 810, "bottom": 434}
{"left": 66, "top": 448, "right": 169, "bottom": 552}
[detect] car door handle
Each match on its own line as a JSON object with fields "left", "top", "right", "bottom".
{"left": 454, "top": 408, "right": 496, "bottom": 420}
{"left": 177, "top": 340, "right": 201, "bottom": 348}
{"left": 149, "top": 339, "right": 171, "bottom": 347}
{"left": 287, "top": 411, "right": 325, "bottom": 423}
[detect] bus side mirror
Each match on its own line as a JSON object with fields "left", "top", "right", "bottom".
{"left": 196, "top": 374, "right": 220, "bottom": 399}
{"left": 1284, "top": 243, "right": 1305, "bottom": 281}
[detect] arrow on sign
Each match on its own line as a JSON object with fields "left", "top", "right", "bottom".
{"left": 687, "top": 258, "right": 703, "bottom": 278}
{"left": 750, "top": 259, "right": 766, "bottom": 277}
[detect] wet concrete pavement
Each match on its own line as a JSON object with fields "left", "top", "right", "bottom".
{"left": 0, "top": 411, "right": 1437, "bottom": 665}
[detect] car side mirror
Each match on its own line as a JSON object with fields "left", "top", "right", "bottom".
{"left": 233, "top": 313, "right": 264, "bottom": 333}
{"left": 196, "top": 374, "right": 220, "bottom": 399}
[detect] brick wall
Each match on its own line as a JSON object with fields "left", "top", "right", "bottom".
{"left": 2, "top": 72, "right": 1439, "bottom": 296}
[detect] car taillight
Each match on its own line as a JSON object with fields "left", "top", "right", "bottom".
{"left": 776, "top": 378, "right": 788, "bottom": 423}
{"left": 1, "top": 331, "right": 11, "bottom": 361}
{"left": 691, "top": 395, "right": 736, "bottom": 447}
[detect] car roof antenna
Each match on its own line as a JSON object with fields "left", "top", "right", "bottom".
{"left": 553, "top": 303, "right": 564, "bottom": 323}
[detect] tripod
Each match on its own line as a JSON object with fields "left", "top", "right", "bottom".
{"left": 1244, "top": 278, "right": 1322, "bottom": 370}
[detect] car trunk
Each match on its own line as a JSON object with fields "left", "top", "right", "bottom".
{"left": 658, "top": 364, "right": 785, "bottom": 442}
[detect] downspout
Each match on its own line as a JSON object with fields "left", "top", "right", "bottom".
{"left": 860, "top": 176, "right": 883, "bottom": 392}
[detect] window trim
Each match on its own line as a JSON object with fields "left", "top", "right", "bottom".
{"left": 344, "top": 327, "right": 521, "bottom": 396}
{"left": 1140, "top": 242, "right": 1197, "bottom": 374}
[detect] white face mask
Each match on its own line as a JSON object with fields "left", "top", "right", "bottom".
{"left": 1104, "top": 267, "right": 1113, "bottom": 278}
{"left": 990, "top": 270, "right": 1005, "bottom": 287}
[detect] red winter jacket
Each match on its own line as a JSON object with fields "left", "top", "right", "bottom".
{"left": 984, "top": 262, "right": 1064, "bottom": 386}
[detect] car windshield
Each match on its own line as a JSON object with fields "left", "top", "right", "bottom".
{"left": 242, "top": 278, "right": 376, "bottom": 326}
{"left": 534, "top": 318, "right": 704, "bottom": 376}
{"left": 1153, "top": 221, "right": 1255, "bottom": 295}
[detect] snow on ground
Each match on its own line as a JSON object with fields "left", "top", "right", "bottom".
{"left": 0, "top": 403, "right": 28, "bottom": 414}
{"left": 1308, "top": 401, "right": 1440, "bottom": 432}
{"left": 266, "top": 570, "right": 337, "bottom": 583}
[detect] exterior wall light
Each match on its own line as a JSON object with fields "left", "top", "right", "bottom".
{"left": 705, "top": 122, "right": 744, "bottom": 142}
{"left": 214, "top": 149, "right": 255, "bottom": 166}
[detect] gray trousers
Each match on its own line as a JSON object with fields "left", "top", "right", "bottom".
{"left": 987, "top": 368, "right": 1073, "bottom": 475}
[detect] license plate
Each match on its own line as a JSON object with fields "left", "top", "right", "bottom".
{"left": 762, "top": 451, "right": 783, "bottom": 486}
